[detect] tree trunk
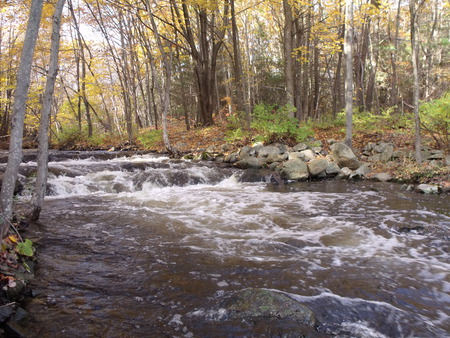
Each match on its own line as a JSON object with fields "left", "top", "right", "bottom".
{"left": 145, "top": 1, "right": 173, "bottom": 154}
{"left": 171, "top": 0, "right": 228, "bottom": 126}
{"left": 389, "top": 0, "right": 401, "bottom": 108}
{"left": 0, "top": 0, "right": 44, "bottom": 231}
{"left": 283, "top": 0, "right": 295, "bottom": 115}
{"left": 410, "top": 0, "right": 422, "bottom": 164}
{"left": 230, "top": 0, "right": 244, "bottom": 114}
{"left": 344, "top": 0, "right": 354, "bottom": 147}
{"left": 27, "top": 0, "right": 66, "bottom": 223}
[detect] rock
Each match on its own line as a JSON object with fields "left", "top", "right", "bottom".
{"left": 307, "top": 159, "right": 328, "bottom": 176}
{"left": 337, "top": 167, "right": 353, "bottom": 179}
{"left": 0, "top": 304, "right": 14, "bottom": 322}
{"left": 238, "top": 169, "right": 273, "bottom": 183}
{"left": 239, "top": 146, "right": 256, "bottom": 159}
{"left": 331, "top": 143, "right": 360, "bottom": 170}
{"left": 445, "top": 155, "right": 450, "bottom": 166}
{"left": 235, "top": 156, "right": 263, "bottom": 169}
{"left": 220, "top": 288, "right": 316, "bottom": 327}
{"left": 280, "top": 159, "right": 309, "bottom": 180}
{"left": 416, "top": 184, "right": 439, "bottom": 194}
{"left": 325, "top": 162, "right": 340, "bottom": 175}
{"left": 288, "top": 152, "right": 306, "bottom": 161}
{"left": 224, "top": 152, "right": 238, "bottom": 163}
{"left": 374, "top": 172, "right": 392, "bottom": 182}
{"left": 3, "top": 320, "right": 29, "bottom": 337}
{"left": 429, "top": 150, "right": 444, "bottom": 160}
{"left": 293, "top": 143, "right": 308, "bottom": 151}
{"left": 299, "top": 149, "right": 316, "bottom": 161}
{"left": 379, "top": 144, "right": 394, "bottom": 163}
{"left": 267, "top": 152, "right": 288, "bottom": 163}
{"left": 258, "top": 145, "right": 280, "bottom": 157}
{"left": 350, "top": 164, "right": 371, "bottom": 179}
{"left": 258, "top": 145, "right": 288, "bottom": 163}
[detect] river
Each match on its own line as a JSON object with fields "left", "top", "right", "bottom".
{"left": 11, "top": 152, "right": 450, "bottom": 337}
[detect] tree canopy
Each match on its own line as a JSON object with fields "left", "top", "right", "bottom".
{"left": 0, "top": 0, "right": 448, "bottom": 148}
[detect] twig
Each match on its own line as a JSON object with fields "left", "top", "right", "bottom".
{"left": 0, "top": 213, "right": 24, "bottom": 243}
{"left": 0, "top": 302, "right": 17, "bottom": 308}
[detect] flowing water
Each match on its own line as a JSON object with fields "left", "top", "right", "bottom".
{"left": 10, "top": 152, "right": 450, "bottom": 337}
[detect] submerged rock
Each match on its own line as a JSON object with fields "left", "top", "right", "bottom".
{"left": 220, "top": 288, "right": 317, "bottom": 327}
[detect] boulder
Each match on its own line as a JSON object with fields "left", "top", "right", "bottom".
{"left": 224, "top": 152, "right": 239, "bottom": 163}
{"left": 416, "top": 184, "right": 439, "bottom": 194}
{"left": 220, "top": 288, "right": 316, "bottom": 327}
{"left": 325, "top": 162, "right": 340, "bottom": 175}
{"left": 238, "top": 169, "right": 273, "bottom": 183}
{"left": 239, "top": 146, "right": 256, "bottom": 159}
{"left": 280, "top": 159, "right": 309, "bottom": 180}
{"left": 428, "top": 150, "right": 444, "bottom": 160}
{"left": 292, "top": 143, "right": 308, "bottom": 151}
{"left": 331, "top": 143, "right": 360, "bottom": 170}
{"left": 350, "top": 164, "right": 371, "bottom": 179}
{"left": 258, "top": 145, "right": 280, "bottom": 157}
{"left": 307, "top": 158, "right": 328, "bottom": 176}
{"left": 337, "top": 167, "right": 353, "bottom": 179}
{"left": 288, "top": 152, "right": 306, "bottom": 161}
{"left": 373, "top": 172, "right": 392, "bottom": 182}
{"left": 258, "top": 145, "right": 288, "bottom": 163}
{"left": 235, "top": 156, "right": 262, "bottom": 169}
{"left": 299, "top": 149, "right": 316, "bottom": 161}
{"left": 379, "top": 144, "right": 394, "bottom": 163}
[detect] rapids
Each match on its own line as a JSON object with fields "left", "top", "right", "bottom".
{"left": 9, "top": 153, "right": 450, "bottom": 337}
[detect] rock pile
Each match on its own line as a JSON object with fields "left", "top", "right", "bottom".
{"left": 222, "top": 141, "right": 364, "bottom": 181}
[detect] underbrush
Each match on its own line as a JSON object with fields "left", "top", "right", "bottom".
{"left": 225, "top": 103, "right": 313, "bottom": 145}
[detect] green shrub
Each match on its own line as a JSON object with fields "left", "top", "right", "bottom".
{"left": 337, "top": 107, "right": 412, "bottom": 133}
{"left": 251, "top": 103, "right": 313, "bottom": 144}
{"left": 225, "top": 111, "right": 250, "bottom": 142}
{"left": 137, "top": 129, "right": 163, "bottom": 148}
{"left": 420, "top": 92, "right": 450, "bottom": 150}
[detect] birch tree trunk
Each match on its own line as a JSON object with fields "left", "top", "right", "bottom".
{"left": 0, "top": 0, "right": 44, "bottom": 232}
{"left": 344, "top": 0, "right": 354, "bottom": 147}
{"left": 410, "top": 0, "right": 422, "bottom": 164}
{"left": 145, "top": 0, "right": 173, "bottom": 154}
{"left": 27, "top": 0, "right": 66, "bottom": 223}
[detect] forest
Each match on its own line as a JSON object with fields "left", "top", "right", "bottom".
{"left": 0, "top": 0, "right": 449, "bottom": 222}
{"left": 0, "top": 0, "right": 448, "bottom": 148}
{"left": 0, "top": 2, "right": 449, "bottom": 333}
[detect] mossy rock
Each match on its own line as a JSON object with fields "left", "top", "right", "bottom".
{"left": 221, "top": 288, "right": 316, "bottom": 327}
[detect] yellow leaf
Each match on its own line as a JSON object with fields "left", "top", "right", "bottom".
{"left": 8, "top": 235, "right": 18, "bottom": 244}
